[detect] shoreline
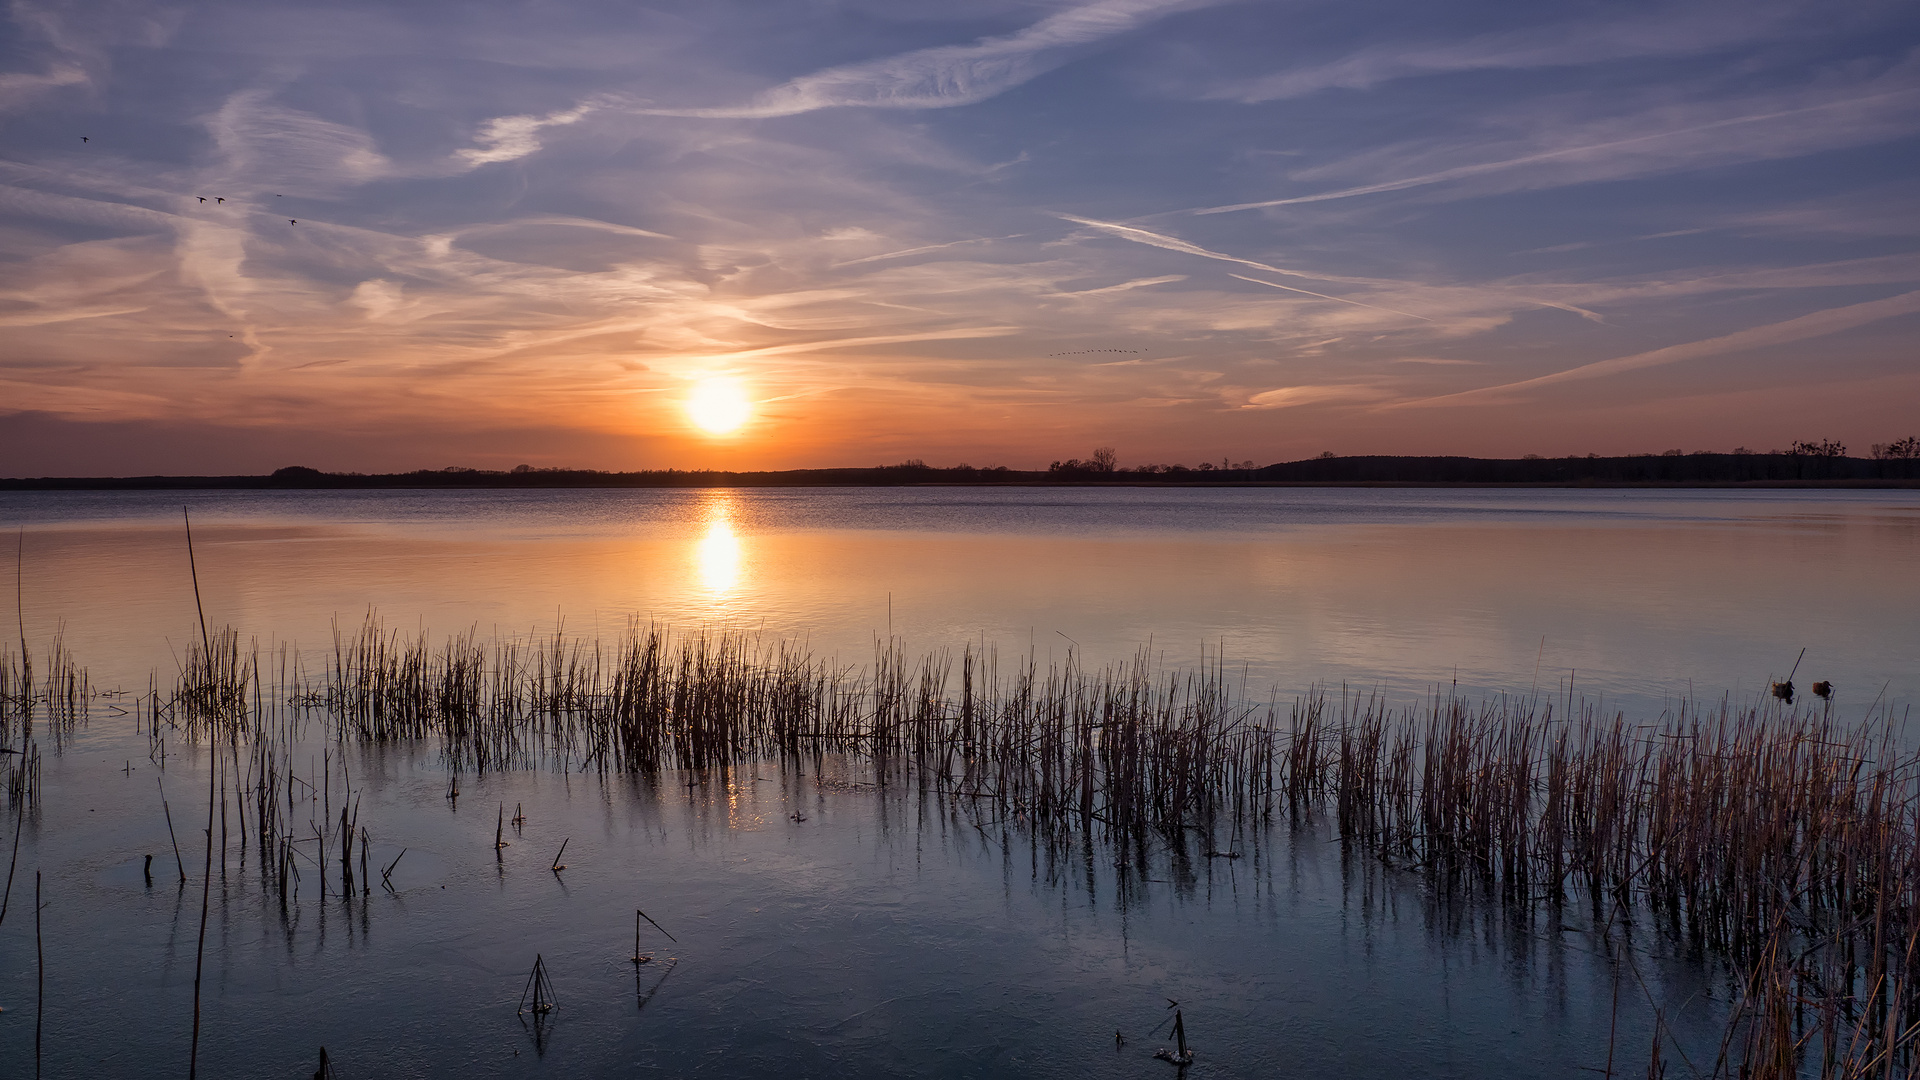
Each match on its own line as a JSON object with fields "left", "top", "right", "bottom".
{"left": 4, "top": 452, "right": 1918, "bottom": 490}
{"left": 5, "top": 478, "right": 1919, "bottom": 490}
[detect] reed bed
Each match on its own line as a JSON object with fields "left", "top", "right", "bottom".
{"left": 2, "top": 634, "right": 89, "bottom": 810}
{"left": 149, "top": 615, "right": 1920, "bottom": 1076}
{"left": 304, "top": 615, "right": 1280, "bottom": 836}
{"left": 1, "top": 634, "right": 90, "bottom": 737}
{"left": 172, "top": 628, "right": 254, "bottom": 735}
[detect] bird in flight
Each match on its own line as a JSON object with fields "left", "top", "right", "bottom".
{"left": 80, "top": 136, "right": 88, "bottom": 143}
{"left": 197, "top": 197, "right": 206, "bottom": 203}
{"left": 290, "top": 219, "right": 298, "bottom": 225}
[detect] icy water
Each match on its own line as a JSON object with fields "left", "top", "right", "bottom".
{"left": 0, "top": 486, "right": 1916, "bottom": 1077}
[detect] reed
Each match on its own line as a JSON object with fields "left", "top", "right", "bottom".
{"left": 1154, "top": 1009, "right": 1192, "bottom": 1065}
{"left": 147, "top": 613, "right": 1920, "bottom": 1075}
{"left": 158, "top": 779, "right": 186, "bottom": 884}
{"left": 2, "top": 633, "right": 88, "bottom": 813}
{"left": 172, "top": 627, "right": 253, "bottom": 734}
{"left": 287, "top": 616, "right": 1283, "bottom": 840}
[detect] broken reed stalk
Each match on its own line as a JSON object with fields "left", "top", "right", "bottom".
{"left": 550, "top": 838, "right": 569, "bottom": 872}
{"left": 518, "top": 954, "right": 556, "bottom": 1015}
{"left": 636, "top": 906, "right": 676, "bottom": 944}
{"left": 159, "top": 779, "right": 186, "bottom": 883}
{"left": 1155, "top": 1009, "right": 1192, "bottom": 1065}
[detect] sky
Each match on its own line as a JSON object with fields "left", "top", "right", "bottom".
{"left": 1, "top": 0, "right": 1917, "bottom": 474}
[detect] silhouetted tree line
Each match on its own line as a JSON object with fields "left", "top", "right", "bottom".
{"left": 1254, "top": 448, "right": 1920, "bottom": 484}
{"left": 1872, "top": 437, "right": 1920, "bottom": 460}
{"left": 5, "top": 439, "right": 1916, "bottom": 489}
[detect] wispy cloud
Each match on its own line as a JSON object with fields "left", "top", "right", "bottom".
{"left": 831, "top": 235, "right": 1017, "bottom": 268}
{"left": 668, "top": 326, "right": 1021, "bottom": 365}
{"left": 443, "top": 214, "right": 677, "bottom": 242}
{"left": 1056, "top": 275, "right": 1187, "bottom": 296}
{"left": 0, "top": 0, "right": 182, "bottom": 114}
{"left": 1201, "top": 2, "right": 1816, "bottom": 103}
{"left": 1226, "top": 273, "right": 1432, "bottom": 322}
{"left": 1054, "top": 213, "right": 1393, "bottom": 287}
{"left": 645, "top": 0, "right": 1217, "bottom": 118}
{"left": 1244, "top": 383, "right": 1388, "bottom": 409}
{"left": 3, "top": 0, "right": 1917, "bottom": 467}
{"left": 208, "top": 91, "right": 395, "bottom": 195}
{"left": 0, "top": 61, "right": 87, "bottom": 111}
{"left": 1056, "top": 214, "right": 1501, "bottom": 323}
{"left": 0, "top": 304, "right": 146, "bottom": 327}
{"left": 1395, "top": 289, "right": 1920, "bottom": 408}
{"left": 456, "top": 99, "right": 605, "bottom": 166}
{"left": 1195, "top": 84, "right": 1920, "bottom": 214}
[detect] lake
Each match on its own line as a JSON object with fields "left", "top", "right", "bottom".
{"left": 7, "top": 486, "right": 1917, "bottom": 714}
{"left": 0, "top": 486, "right": 1915, "bottom": 1076}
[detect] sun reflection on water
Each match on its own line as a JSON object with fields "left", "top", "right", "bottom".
{"left": 695, "top": 496, "right": 742, "bottom": 596}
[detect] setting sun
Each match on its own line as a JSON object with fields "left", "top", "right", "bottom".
{"left": 685, "top": 377, "right": 753, "bottom": 435}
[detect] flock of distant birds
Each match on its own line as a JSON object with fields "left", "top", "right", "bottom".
{"left": 80, "top": 136, "right": 300, "bottom": 223}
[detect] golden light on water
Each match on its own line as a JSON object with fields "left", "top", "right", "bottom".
{"left": 685, "top": 376, "right": 752, "bottom": 435}
{"left": 695, "top": 499, "right": 742, "bottom": 595}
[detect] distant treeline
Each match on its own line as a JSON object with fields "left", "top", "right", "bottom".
{"left": 1251, "top": 452, "right": 1920, "bottom": 485}
{"left": 4, "top": 452, "right": 1918, "bottom": 489}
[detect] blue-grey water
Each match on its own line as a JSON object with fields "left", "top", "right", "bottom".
{"left": 0, "top": 486, "right": 1915, "bottom": 1076}
{"left": 5, "top": 486, "right": 1917, "bottom": 715}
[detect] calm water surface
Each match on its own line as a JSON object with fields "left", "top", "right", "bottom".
{"left": 0, "top": 486, "right": 1914, "bottom": 1076}
{"left": 3, "top": 486, "right": 1916, "bottom": 714}
{"left": 5, "top": 737, "right": 1724, "bottom": 1078}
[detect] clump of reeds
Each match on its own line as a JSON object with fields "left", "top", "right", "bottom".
{"left": 1, "top": 632, "right": 92, "bottom": 756}
{"left": 114, "top": 610, "right": 1920, "bottom": 1075}
{"left": 171, "top": 626, "right": 254, "bottom": 735}
{"left": 0, "top": 634, "right": 80, "bottom": 812}
{"left": 4, "top": 740, "right": 40, "bottom": 812}
{"left": 293, "top": 615, "right": 1279, "bottom": 838}
{"left": 36, "top": 626, "right": 89, "bottom": 739}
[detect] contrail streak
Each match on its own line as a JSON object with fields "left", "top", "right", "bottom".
{"left": 1392, "top": 288, "right": 1920, "bottom": 408}
{"left": 1229, "top": 274, "right": 1432, "bottom": 321}
{"left": 1055, "top": 213, "right": 1431, "bottom": 320}
{"left": 1193, "top": 89, "right": 1920, "bottom": 215}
